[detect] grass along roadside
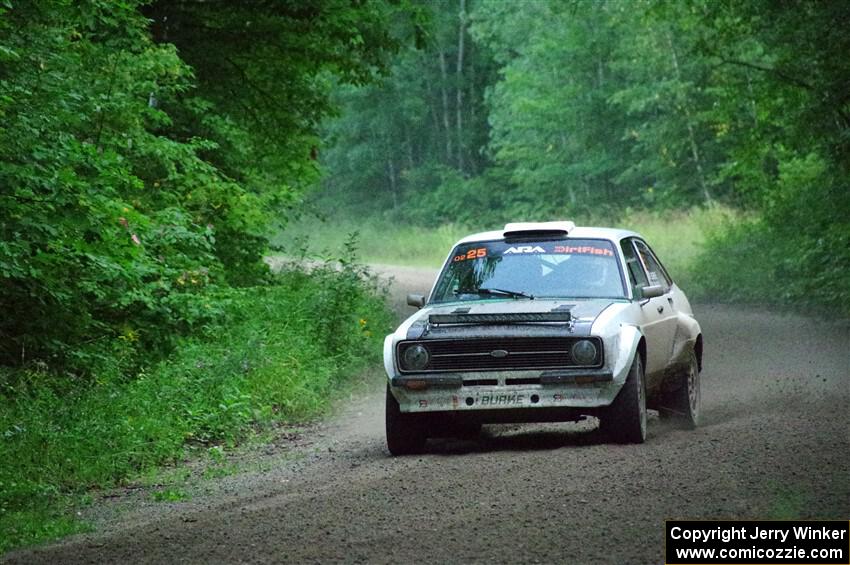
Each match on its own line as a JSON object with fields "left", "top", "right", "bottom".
{"left": 275, "top": 221, "right": 467, "bottom": 268}
{"left": 62, "top": 366, "right": 382, "bottom": 541}
{"left": 276, "top": 206, "right": 734, "bottom": 290}
{"left": 0, "top": 260, "right": 394, "bottom": 554}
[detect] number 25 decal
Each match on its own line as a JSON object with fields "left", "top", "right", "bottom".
{"left": 453, "top": 247, "right": 487, "bottom": 262}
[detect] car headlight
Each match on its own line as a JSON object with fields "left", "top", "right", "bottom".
{"left": 401, "top": 344, "right": 430, "bottom": 371}
{"left": 571, "top": 339, "right": 598, "bottom": 365}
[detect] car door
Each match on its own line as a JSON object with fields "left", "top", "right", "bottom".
{"left": 628, "top": 239, "right": 678, "bottom": 380}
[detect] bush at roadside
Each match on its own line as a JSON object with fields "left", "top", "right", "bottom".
{"left": 0, "top": 258, "right": 393, "bottom": 554}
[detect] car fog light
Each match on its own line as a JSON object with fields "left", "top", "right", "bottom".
{"left": 402, "top": 344, "right": 430, "bottom": 370}
{"left": 571, "top": 340, "right": 598, "bottom": 365}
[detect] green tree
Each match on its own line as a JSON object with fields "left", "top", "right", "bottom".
{"left": 684, "top": 0, "right": 850, "bottom": 309}
{"left": 314, "top": 0, "right": 849, "bottom": 310}
{"left": 609, "top": 1, "right": 724, "bottom": 206}
{"left": 0, "top": 1, "right": 222, "bottom": 371}
{"left": 317, "top": 0, "right": 496, "bottom": 220}
{"left": 472, "top": 0, "right": 635, "bottom": 215}
{"left": 0, "top": 0, "right": 408, "bottom": 372}
{"left": 142, "top": 0, "right": 406, "bottom": 281}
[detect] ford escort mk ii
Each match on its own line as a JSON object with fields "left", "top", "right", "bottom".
{"left": 384, "top": 221, "right": 703, "bottom": 455}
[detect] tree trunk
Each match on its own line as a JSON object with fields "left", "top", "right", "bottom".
{"left": 438, "top": 47, "right": 453, "bottom": 164}
{"left": 559, "top": 132, "right": 577, "bottom": 205}
{"left": 456, "top": 0, "right": 466, "bottom": 173}
{"left": 387, "top": 157, "right": 398, "bottom": 210}
{"left": 468, "top": 42, "right": 477, "bottom": 175}
{"left": 423, "top": 70, "right": 442, "bottom": 149}
{"left": 597, "top": 59, "right": 604, "bottom": 89}
{"left": 746, "top": 69, "right": 758, "bottom": 129}
{"left": 667, "top": 31, "right": 712, "bottom": 204}
{"left": 404, "top": 127, "right": 415, "bottom": 170}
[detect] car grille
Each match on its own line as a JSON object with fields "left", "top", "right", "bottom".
{"left": 397, "top": 337, "right": 603, "bottom": 373}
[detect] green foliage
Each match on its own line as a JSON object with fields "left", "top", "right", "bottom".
{"left": 141, "top": 0, "right": 411, "bottom": 250}
{"left": 282, "top": 207, "right": 731, "bottom": 285}
{"left": 151, "top": 489, "right": 188, "bottom": 503}
{"left": 0, "top": 258, "right": 393, "bottom": 553}
{"left": 0, "top": 1, "right": 221, "bottom": 371}
{"left": 278, "top": 219, "right": 469, "bottom": 268}
{"left": 316, "top": 0, "right": 849, "bottom": 313}
{"left": 685, "top": 0, "right": 850, "bottom": 312}
{"left": 610, "top": 206, "right": 733, "bottom": 289}
{"left": 401, "top": 166, "right": 523, "bottom": 226}
{"left": 0, "top": 0, "right": 406, "bottom": 373}
{"left": 316, "top": 0, "right": 497, "bottom": 218}
{"left": 0, "top": 0, "right": 409, "bottom": 551}
{"left": 0, "top": 503, "right": 90, "bottom": 557}
{"left": 474, "top": 1, "right": 638, "bottom": 213}
{"left": 693, "top": 156, "right": 850, "bottom": 314}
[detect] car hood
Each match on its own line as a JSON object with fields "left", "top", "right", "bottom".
{"left": 402, "top": 298, "right": 623, "bottom": 340}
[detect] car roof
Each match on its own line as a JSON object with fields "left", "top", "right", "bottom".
{"left": 455, "top": 222, "right": 642, "bottom": 246}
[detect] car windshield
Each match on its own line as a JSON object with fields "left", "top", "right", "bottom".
{"left": 431, "top": 239, "right": 626, "bottom": 303}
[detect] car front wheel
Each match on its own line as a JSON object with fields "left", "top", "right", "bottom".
{"left": 601, "top": 353, "right": 647, "bottom": 444}
{"left": 385, "top": 385, "right": 427, "bottom": 455}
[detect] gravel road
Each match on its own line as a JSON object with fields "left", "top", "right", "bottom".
{"left": 5, "top": 265, "right": 849, "bottom": 564}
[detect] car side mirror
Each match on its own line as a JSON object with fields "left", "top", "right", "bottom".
{"left": 639, "top": 285, "right": 664, "bottom": 300}
{"left": 406, "top": 294, "right": 426, "bottom": 308}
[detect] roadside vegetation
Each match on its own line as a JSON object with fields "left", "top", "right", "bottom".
{"left": 0, "top": 1, "right": 402, "bottom": 553}
{"left": 313, "top": 0, "right": 849, "bottom": 315}
{"left": 0, "top": 255, "right": 393, "bottom": 553}
{"left": 2, "top": 0, "right": 848, "bottom": 556}
{"left": 281, "top": 206, "right": 732, "bottom": 291}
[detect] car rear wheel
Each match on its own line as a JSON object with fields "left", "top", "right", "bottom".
{"left": 385, "top": 385, "right": 427, "bottom": 455}
{"left": 659, "top": 349, "right": 700, "bottom": 428}
{"left": 601, "top": 353, "right": 647, "bottom": 444}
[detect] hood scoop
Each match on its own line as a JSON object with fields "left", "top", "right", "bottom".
{"left": 428, "top": 311, "right": 571, "bottom": 325}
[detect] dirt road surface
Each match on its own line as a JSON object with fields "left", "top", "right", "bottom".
{"left": 5, "top": 265, "right": 849, "bottom": 564}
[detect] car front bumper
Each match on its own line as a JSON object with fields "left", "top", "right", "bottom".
{"left": 389, "top": 368, "right": 625, "bottom": 414}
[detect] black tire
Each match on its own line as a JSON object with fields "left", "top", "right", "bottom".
{"left": 427, "top": 415, "right": 481, "bottom": 440}
{"left": 659, "top": 349, "right": 700, "bottom": 429}
{"left": 454, "top": 419, "right": 482, "bottom": 440}
{"left": 385, "top": 385, "right": 427, "bottom": 455}
{"left": 600, "top": 353, "right": 647, "bottom": 444}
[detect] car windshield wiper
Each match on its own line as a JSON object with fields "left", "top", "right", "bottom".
{"left": 454, "top": 287, "right": 534, "bottom": 300}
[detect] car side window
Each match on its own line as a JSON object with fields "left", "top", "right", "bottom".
{"left": 620, "top": 238, "right": 648, "bottom": 290}
{"left": 633, "top": 240, "right": 671, "bottom": 290}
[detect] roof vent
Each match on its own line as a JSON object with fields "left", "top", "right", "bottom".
{"left": 503, "top": 221, "right": 575, "bottom": 238}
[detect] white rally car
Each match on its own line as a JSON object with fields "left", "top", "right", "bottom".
{"left": 383, "top": 221, "right": 702, "bottom": 455}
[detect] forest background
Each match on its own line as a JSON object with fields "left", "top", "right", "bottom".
{"left": 310, "top": 0, "right": 849, "bottom": 309}
{"left": 1, "top": 0, "right": 847, "bottom": 553}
